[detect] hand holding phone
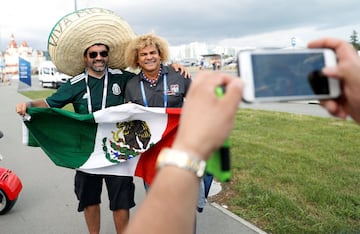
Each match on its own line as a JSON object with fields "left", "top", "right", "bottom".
{"left": 237, "top": 48, "right": 341, "bottom": 103}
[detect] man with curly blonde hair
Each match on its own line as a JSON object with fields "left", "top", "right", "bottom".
{"left": 124, "top": 33, "right": 191, "bottom": 187}
{"left": 124, "top": 33, "right": 214, "bottom": 233}
{"left": 124, "top": 32, "right": 191, "bottom": 111}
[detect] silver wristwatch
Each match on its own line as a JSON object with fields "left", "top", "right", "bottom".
{"left": 156, "top": 148, "right": 206, "bottom": 178}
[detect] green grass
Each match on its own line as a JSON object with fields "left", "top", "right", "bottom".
{"left": 216, "top": 109, "right": 360, "bottom": 233}
{"left": 20, "top": 90, "right": 74, "bottom": 111}
{"left": 19, "top": 91, "right": 360, "bottom": 233}
{"left": 20, "top": 90, "right": 55, "bottom": 99}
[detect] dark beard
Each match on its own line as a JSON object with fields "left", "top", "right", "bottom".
{"left": 90, "top": 60, "right": 107, "bottom": 72}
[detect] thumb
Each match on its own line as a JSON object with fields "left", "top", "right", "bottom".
{"left": 322, "top": 67, "right": 341, "bottom": 81}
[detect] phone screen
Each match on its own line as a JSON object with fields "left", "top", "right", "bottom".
{"left": 251, "top": 52, "right": 329, "bottom": 98}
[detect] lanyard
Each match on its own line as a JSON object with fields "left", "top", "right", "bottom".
{"left": 140, "top": 74, "right": 167, "bottom": 108}
{"left": 85, "top": 68, "right": 108, "bottom": 113}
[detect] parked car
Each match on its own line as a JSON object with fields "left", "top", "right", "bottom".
{"left": 38, "top": 61, "right": 71, "bottom": 88}
{"left": 179, "top": 58, "right": 199, "bottom": 67}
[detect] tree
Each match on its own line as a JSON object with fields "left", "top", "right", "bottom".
{"left": 350, "top": 30, "right": 360, "bottom": 50}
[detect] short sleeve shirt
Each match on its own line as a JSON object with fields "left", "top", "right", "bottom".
{"left": 46, "top": 68, "right": 135, "bottom": 114}
{"left": 124, "top": 65, "right": 191, "bottom": 107}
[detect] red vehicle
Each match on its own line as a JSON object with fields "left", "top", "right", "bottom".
{"left": 0, "top": 131, "right": 22, "bottom": 215}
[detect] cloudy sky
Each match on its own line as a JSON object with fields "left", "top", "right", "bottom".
{"left": 1, "top": 0, "right": 360, "bottom": 51}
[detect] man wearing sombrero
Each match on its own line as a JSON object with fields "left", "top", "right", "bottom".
{"left": 16, "top": 8, "right": 189, "bottom": 234}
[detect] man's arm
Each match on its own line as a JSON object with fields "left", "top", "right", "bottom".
{"left": 16, "top": 100, "right": 49, "bottom": 116}
{"left": 169, "top": 63, "right": 191, "bottom": 78}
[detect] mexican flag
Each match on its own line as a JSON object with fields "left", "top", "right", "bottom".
{"left": 22, "top": 103, "right": 180, "bottom": 185}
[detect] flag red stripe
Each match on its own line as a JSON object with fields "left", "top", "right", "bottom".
{"left": 134, "top": 108, "right": 181, "bottom": 184}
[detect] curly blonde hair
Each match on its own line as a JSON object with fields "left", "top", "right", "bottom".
{"left": 124, "top": 32, "right": 170, "bottom": 69}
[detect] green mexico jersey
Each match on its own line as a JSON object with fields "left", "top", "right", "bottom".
{"left": 46, "top": 68, "right": 135, "bottom": 114}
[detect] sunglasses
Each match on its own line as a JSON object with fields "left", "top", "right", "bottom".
{"left": 88, "top": 51, "right": 108, "bottom": 59}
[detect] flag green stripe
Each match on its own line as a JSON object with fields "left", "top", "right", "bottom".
{"left": 25, "top": 108, "right": 97, "bottom": 168}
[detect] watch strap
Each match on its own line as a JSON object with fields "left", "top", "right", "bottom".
{"left": 156, "top": 148, "right": 206, "bottom": 178}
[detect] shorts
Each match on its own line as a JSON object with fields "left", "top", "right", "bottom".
{"left": 74, "top": 170, "right": 135, "bottom": 212}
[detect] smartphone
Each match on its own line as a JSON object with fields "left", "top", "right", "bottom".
{"left": 237, "top": 48, "right": 341, "bottom": 103}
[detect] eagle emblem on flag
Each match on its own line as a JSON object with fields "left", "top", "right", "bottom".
{"left": 102, "top": 120, "right": 153, "bottom": 163}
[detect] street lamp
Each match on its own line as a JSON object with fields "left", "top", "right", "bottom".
{"left": 74, "top": 0, "right": 78, "bottom": 11}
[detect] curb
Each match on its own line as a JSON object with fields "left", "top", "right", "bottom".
{"left": 210, "top": 202, "right": 267, "bottom": 234}
{"left": 208, "top": 181, "right": 267, "bottom": 234}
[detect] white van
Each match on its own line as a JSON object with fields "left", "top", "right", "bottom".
{"left": 38, "top": 61, "right": 71, "bottom": 88}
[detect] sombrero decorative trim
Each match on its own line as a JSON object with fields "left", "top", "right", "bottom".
{"left": 48, "top": 8, "right": 136, "bottom": 76}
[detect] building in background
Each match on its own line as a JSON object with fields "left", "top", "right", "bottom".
{"left": 169, "top": 41, "right": 239, "bottom": 65}
{"left": 1, "top": 34, "right": 46, "bottom": 77}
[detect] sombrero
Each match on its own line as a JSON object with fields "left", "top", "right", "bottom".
{"left": 48, "top": 8, "right": 136, "bottom": 76}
